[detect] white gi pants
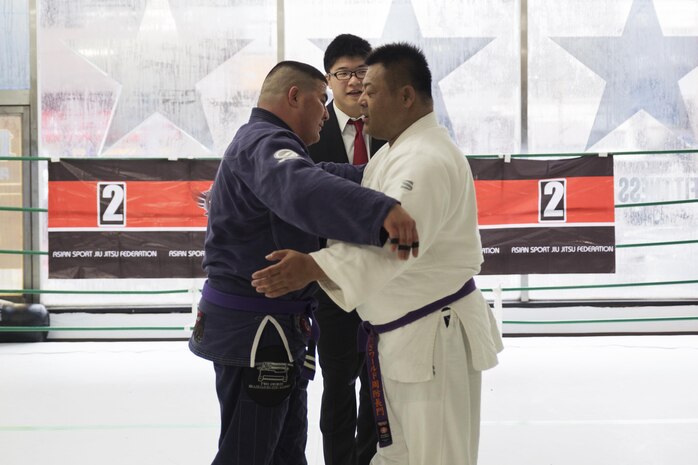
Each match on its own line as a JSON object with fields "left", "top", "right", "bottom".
{"left": 371, "top": 310, "right": 482, "bottom": 465}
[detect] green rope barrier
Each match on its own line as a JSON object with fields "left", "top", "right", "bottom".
{"left": 0, "top": 424, "right": 217, "bottom": 432}
{"left": 0, "top": 156, "right": 223, "bottom": 162}
{"left": 2, "top": 149, "right": 697, "bottom": 163}
{"left": 0, "top": 156, "right": 51, "bottom": 161}
{"left": 0, "top": 326, "right": 192, "bottom": 332}
{"left": 0, "top": 236, "right": 698, "bottom": 255}
{"left": 2, "top": 279, "right": 696, "bottom": 297}
{"left": 2, "top": 316, "right": 698, "bottom": 332}
{"left": 479, "top": 279, "right": 698, "bottom": 293}
{"left": 0, "top": 249, "right": 48, "bottom": 255}
{"left": 467, "top": 148, "right": 698, "bottom": 159}
{"left": 468, "top": 152, "right": 591, "bottom": 159}
{"left": 4, "top": 198, "right": 697, "bottom": 215}
{"left": 616, "top": 239, "right": 698, "bottom": 249}
{"left": 0, "top": 423, "right": 220, "bottom": 432}
{"left": 607, "top": 149, "right": 698, "bottom": 156}
{"left": 3, "top": 237, "right": 697, "bottom": 258}
{"left": 505, "top": 316, "right": 698, "bottom": 325}
{"left": 0, "top": 288, "right": 190, "bottom": 295}
{"left": 616, "top": 198, "right": 698, "bottom": 208}
{"left": 0, "top": 206, "right": 48, "bottom": 213}
{"left": 3, "top": 235, "right": 696, "bottom": 258}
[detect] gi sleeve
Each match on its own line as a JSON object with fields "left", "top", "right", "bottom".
{"left": 310, "top": 150, "right": 456, "bottom": 310}
{"left": 234, "top": 138, "right": 396, "bottom": 247}
{"left": 317, "top": 162, "right": 364, "bottom": 184}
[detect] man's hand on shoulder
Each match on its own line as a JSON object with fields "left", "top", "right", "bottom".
{"left": 251, "top": 250, "right": 326, "bottom": 298}
{"left": 383, "top": 204, "right": 419, "bottom": 260}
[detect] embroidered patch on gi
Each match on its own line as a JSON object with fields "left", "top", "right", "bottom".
{"left": 193, "top": 188, "right": 212, "bottom": 216}
{"left": 244, "top": 345, "right": 297, "bottom": 406}
{"left": 192, "top": 310, "right": 206, "bottom": 343}
{"left": 273, "top": 151, "right": 301, "bottom": 163}
{"left": 400, "top": 180, "right": 414, "bottom": 191}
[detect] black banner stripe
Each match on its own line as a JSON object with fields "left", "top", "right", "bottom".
{"left": 469, "top": 156, "right": 613, "bottom": 181}
{"left": 49, "top": 159, "right": 221, "bottom": 182}
{"left": 49, "top": 231, "right": 206, "bottom": 279}
{"left": 480, "top": 226, "right": 615, "bottom": 275}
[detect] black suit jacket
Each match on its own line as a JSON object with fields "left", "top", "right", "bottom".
{"left": 308, "top": 101, "right": 386, "bottom": 164}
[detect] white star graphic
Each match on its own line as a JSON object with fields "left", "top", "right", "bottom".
{"left": 552, "top": 0, "right": 698, "bottom": 149}
{"left": 72, "top": 0, "right": 251, "bottom": 153}
{"left": 312, "top": 0, "right": 494, "bottom": 134}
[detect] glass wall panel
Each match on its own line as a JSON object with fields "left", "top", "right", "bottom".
{"left": 0, "top": 0, "right": 30, "bottom": 90}
{"left": 29, "top": 0, "right": 698, "bottom": 304}
{"left": 528, "top": 0, "right": 698, "bottom": 153}
{"left": 285, "top": 0, "right": 520, "bottom": 155}
{"left": 527, "top": 0, "right": 698, "bottom": 299}
{"left": 38, "top": 0, "right": 276, "bottom": 158}
{"left": 37, "top": 0, "right": 276, "bottom": 306}
{"left": 0, "top": 114, "right": 24, "bottom": 294}
{"left": 284, "top": 0, "right": 522, "bottom": 297}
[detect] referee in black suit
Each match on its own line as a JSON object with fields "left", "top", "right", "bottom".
{"left": 308, "top": 34, "right": 386, "bottom": 465}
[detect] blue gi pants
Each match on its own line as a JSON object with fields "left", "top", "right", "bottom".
{"left": 190, "top": 294, "right": 312, "bottom": 465}
{"left": 212, "top": 362, "right": 309, "bottom": 465}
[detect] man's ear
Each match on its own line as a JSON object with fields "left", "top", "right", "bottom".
{"left": 288, "top": 86, "right": 301, "bottom": 108}
{"left": 400, "top": 85, "right": 416, "bottom": 109}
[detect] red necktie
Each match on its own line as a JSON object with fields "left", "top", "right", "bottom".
{"left": 348, "top": 119, "right": 368, "bottom": 165}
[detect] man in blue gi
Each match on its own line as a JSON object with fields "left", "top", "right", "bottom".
{"left": 189, "top": 60, "right": 419, "bottom": 465}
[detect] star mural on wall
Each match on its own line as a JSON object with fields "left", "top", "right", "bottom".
{"left": 552, "top": 0, "right": 698, "bottom": 149}
{"left": 72, "top": 0, "right": 251, "bottom": 153}
{"left": 311, "top": 0, "right": 494, "bottom": 134}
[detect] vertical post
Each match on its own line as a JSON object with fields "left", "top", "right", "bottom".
{"left": 28, "top": 0, "right": 40, "bottom": 302}
{"left": 520, "top": 0, "right": 528, "bottom": 154}
{"left": 520, "top": 0, "right": 530, "bottom": 302}
{"left": 277, "top": 0, "right": 285, "bottom": 62}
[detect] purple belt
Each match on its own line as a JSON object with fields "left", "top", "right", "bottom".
{"left": 202, "top": 281, "right": 320, "bottom": 380}
{"left": 359, "top": 278, "right": 477, "bottom": 448}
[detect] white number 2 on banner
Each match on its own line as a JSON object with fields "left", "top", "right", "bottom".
{"left": 539, "top": 179, "right": 566, "bottom": 222}
{"left": 98, "top": 182, "right": 126, "bottom": 226}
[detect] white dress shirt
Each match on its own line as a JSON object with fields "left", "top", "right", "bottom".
{"left": 334, "top": 104, "right": 371, "bottom": 165}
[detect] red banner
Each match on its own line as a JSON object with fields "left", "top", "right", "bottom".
{"left": 469, "top": 156, "right": 615, "bottom": 274}
{"left": 48, "top": 159, "right": 218, "bottom": 279}
{"left": 49, "top": 156, "right": 615, "bottom": 279}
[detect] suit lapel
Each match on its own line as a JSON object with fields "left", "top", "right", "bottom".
{"left": 324, "top": 103, "right": 349, "bottom": 163}
{"left": 309, "top": 101, "right": 386, "bottom": 163}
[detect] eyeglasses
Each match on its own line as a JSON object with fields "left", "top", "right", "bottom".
{"left": 328, "top": 68, "right": 368, "bottom": 81}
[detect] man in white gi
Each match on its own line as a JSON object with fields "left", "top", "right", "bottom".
{"left": 251, "top": 43, "right": 503, "bottom": 465}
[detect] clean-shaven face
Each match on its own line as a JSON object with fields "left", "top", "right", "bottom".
{"left": 327, "top": 56, "right": 368, "bottom": 119}
{"left": 298, "top": 81, "right": 329, "bottom": 145}
{"left": 359, "top": 64, "right": 401, "bottom": 144}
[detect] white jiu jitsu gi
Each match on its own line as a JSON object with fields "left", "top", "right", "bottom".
{"left": 310, "top": 112, "right": 504, "bottom": 465}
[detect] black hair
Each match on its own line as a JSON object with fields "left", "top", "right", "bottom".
{"left": 323, "top": 34, "right": 372, "bottom": 72}
{"left": 365, "top": 42, "right": 432, "bottom": 100}
{"left": 258, "top": 60, "right": 327, "bottom": 104}
{"left": 265, "top": 60, "right": 326, "bottom": 85}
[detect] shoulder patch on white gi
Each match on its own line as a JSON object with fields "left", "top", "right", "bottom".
{"left": 273, "top": 150, "right": 302, "bottom": 163}
{"left": 400, "top": 180, "right": 414, "bottom": 191}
